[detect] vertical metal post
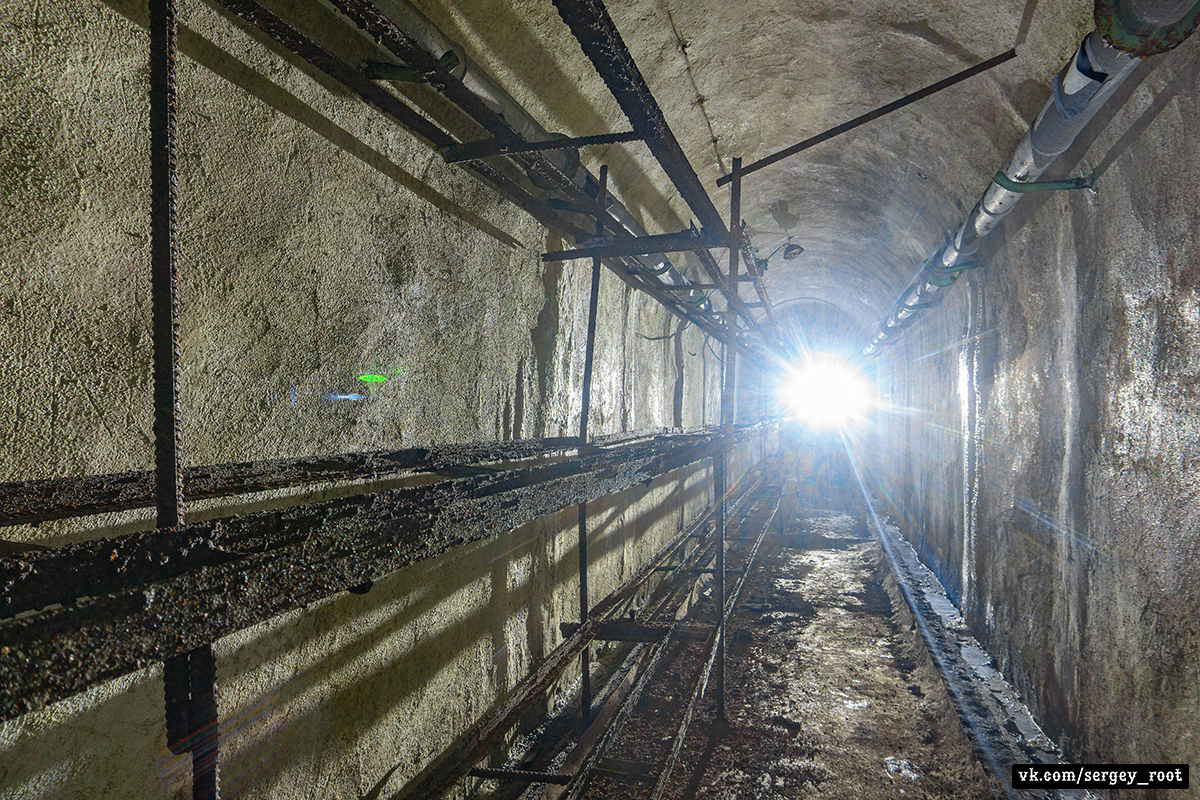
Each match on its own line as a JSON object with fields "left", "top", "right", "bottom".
{"left": 714, "top": 158, "right": 741, "bottom": 722}
{"left": 150, "top": 0, "right": 182, "bottom": 530}
{"left": 165, "top": 647, "right": 220, "bottom": 800}
{"left": 577, "top": 166, "right": 607, "bottom": 724}
{"left": 151, "top": 1, "right": 217, "bottom": 795}
{"left": 713, "top": 442, "right": 725, "bottom": 723}
{"left": 578, "top": 165, "right": 607, "bottom": 447}
{"left": 726, "top": 158, "right": 741, "bottom": 430}
{"left": 577, "top": 502, "right": 590, "bottom": 723}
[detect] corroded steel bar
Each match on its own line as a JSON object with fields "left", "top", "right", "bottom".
{"left": 0, "top": 437, "right": 579, "bottom": 527}
{"left": 549, "top": 0, "right": 728, "bottom": 238}
{"left": 558, "top": 621, "right": 709, "bottom": 642}
{"left": 578, "top": 165, "right": 607, "bottom": 445}
{"left": 164, "top": 643, "right": 220, "bottom": 799}
{"left": 149, "top": 0, "right": 183, "bottom": 531}
{"left": 0, "top": 427, "right": 762, "bottom": 721}
{"left": 467, "top": 768, "right": 572, "bottom": 785}
{"left": 578, "top": 501, "right": 591, "bottom": 721}
{"left": 440, "top": 130, "right": 640, "bottom": 163}
{"left": 716, "top": 49, "right": 1018, "bottom": 186}
{"left": 714, "top": 158, "right": 742, "bottom": 721}
{"left": 576, "top": 166, "right": 607, "bottom": 723}
{"left": 150, "top": 0, "right": 219, "bottom": 792}
{"left": 542, "top": 229, "right": 726, "bottom": 262}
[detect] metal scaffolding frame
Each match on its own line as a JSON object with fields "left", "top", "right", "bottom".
{"left": 0, "top": 2, "right": 785, "bottom": 799}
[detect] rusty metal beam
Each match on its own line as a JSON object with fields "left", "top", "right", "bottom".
{"left": 549, "top": 0, "right": 727, "bottom": 237}
{"left": 0, "top": 437, "right": 580, "bottom": 528}
{"left": 150, "top": 0, "right": 219, "bottom": 793}
{"left": 542, "top": 229, "right": 726, "bottom": 262}
{"left": 149, "top": 0, "right": 183, "bottom": 533}
{"left": 715, "top": 49, "right": 1018, "bottom": 186}
{"left": 0, "top": 427, "right": 765, "bottom": 721}
{"left": 440, "top": 131, "right": 640, "bottom": 163}
{"left": 468, "top": 768, "right": 572, "bottom": 785}
{"left": 558, "top": 621, "right": 709, "bottom": 642}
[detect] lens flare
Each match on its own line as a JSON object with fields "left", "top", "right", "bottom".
{"left": 777, "top": 355, "right": 873, "bottom": 428}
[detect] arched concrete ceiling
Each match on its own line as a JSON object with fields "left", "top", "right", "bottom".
{"left": 402, "top": 0, "right": 1100, "bottom": 342}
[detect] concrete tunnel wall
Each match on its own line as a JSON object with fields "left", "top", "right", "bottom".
{"left": 6, "top": 0, "right": 1199, "bottom": 794}
{"left": 0, "top": 0, "right": 769, "bottom": 796}
{"left": 869, "top": 38, "right": 1200, "bottom": 784}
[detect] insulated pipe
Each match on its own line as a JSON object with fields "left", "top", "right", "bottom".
{"left": 370, "top": 0, "right": 698, "bottom": 295}
{"left": 864, "top": 0, "right": 1199, "bottom": 355}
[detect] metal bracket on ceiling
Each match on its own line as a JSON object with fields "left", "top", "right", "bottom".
{"left": 542, "top": 229, "right": 728, "bottom": 262}
{"left": 992, "top": 171, "right": 1096, "bottom": 193}
{"left": 439, "top": 130, "right": 642, "bottom": 163}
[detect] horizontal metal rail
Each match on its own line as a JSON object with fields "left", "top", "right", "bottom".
{"left": 0, "top": 426, "right": 764, "bottom": 721}
{"left": 0, "top": 437, "right": 579, "bottom": 528}
{"left": 550, "top": 0, "right": 727, "bottom": 237}
{"left": 440, "top": 130, "right": 641, "bottom": 163}
{"left": 715, "top": 49, "right": 1018, "bottom": 186}
{"left": 542, "top": 229, "right": 726, "bottom": 262}
{"left": 467, "top": 767, "right": 572, "bottom": 785}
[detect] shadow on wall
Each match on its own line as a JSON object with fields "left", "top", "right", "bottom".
{"left": 411, "top": 0, "right": 690, "bottom": 238}
{"left": 95, "top": 0, "right": 521, "bottom": 249}
{"left": 0, "top": 463, "right": 712, "bottom": 800}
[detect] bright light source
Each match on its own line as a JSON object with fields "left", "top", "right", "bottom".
{"left": 777, "top": 355, "right": 873, "bottom": 428}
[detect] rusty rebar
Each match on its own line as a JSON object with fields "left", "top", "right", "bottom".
{"left": 0, "top": 426, "right": 766, "bottom": 721}
{"left": 149, "top": 0, "right": 183, "bottom": 531}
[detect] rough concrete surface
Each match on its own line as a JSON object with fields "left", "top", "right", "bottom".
{"left": 3, "top": 0, "right": 1199, "bottom": 796}
{"left": 1, "top": 0, "right": 720, "bottom": 793}
{"left": 871, "top": 34, "right": 1200, "bottom": 797}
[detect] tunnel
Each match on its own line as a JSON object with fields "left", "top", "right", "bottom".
{"left": 1, "top": 0, "right": 1198, "bottom": 797}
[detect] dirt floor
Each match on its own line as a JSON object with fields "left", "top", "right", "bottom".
{"left": 650, "top": 509, "right": 995, "bottom": 800}
{"left": 471, "top": 499, "right": 999, "bottom": 800}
